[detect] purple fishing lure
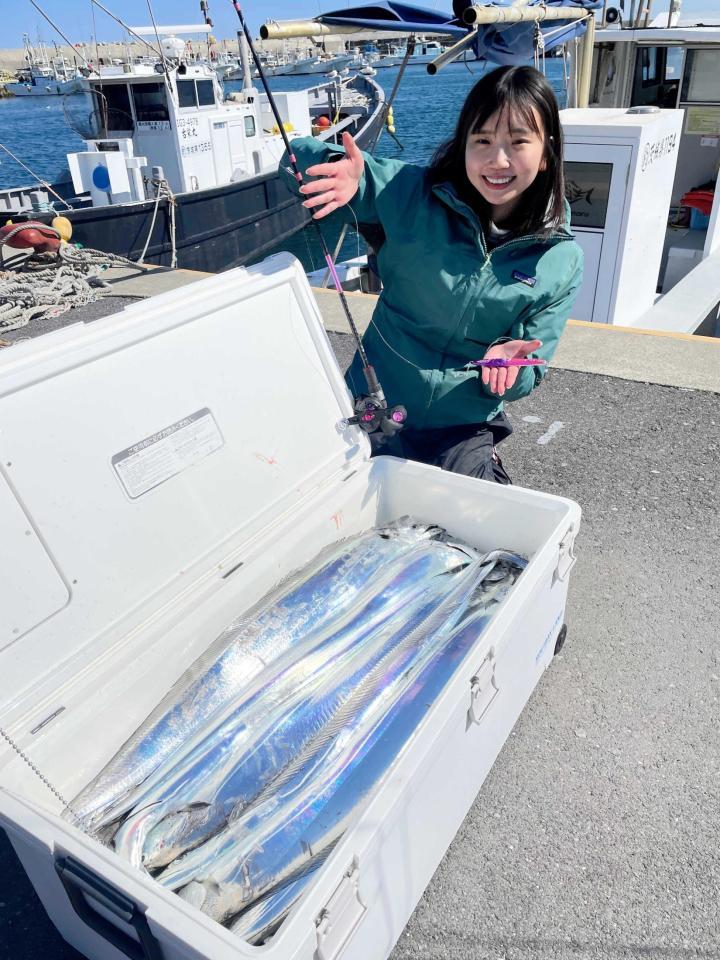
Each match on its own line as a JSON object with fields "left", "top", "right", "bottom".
{"left": 470, "top": 358, "right": 548, "bottom": 369}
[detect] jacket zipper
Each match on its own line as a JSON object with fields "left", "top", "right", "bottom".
{"left": 481, "top": 230, "right": 574, "bottom": 269}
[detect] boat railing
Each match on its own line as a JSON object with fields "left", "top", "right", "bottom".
{"left": 316, "top": 113, "right": 362, "bottom": 143}
{"left": 628, "top": 247, "right": 720, "bottom": 336}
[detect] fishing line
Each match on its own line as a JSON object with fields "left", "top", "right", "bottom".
{"left": 301, "top": 225, "right": 319, "bottom": 274}
{"left": 0, "top": 143, "right": 72, "bottom": 210}
{"left": 228, "top": 1, "right": 406, "bottom": 437}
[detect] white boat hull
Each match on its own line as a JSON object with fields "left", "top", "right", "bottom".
{"left": 6, "top": 76, "right": 88, "bottom": 96}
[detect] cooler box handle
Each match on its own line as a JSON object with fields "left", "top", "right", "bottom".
{"left": 54, "top": 856, "right": 164, "bottom": 960}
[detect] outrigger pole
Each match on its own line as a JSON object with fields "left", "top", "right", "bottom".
{"left": 229, "top": 0, "right": 407, "bottom": 436}
{"left": 461, "top": 3, "right": 596, "bottom": 106}
{"left": 261, "top": 5, "right": 596, "bottom": 106}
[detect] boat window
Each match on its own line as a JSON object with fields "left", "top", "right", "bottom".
{"left": 681, "top": 49, "right": 720, "bottom": 102}
{"left": 641, "top": 48, "right": 659, "bottom": 83}
{"left": 244, "top": 115, "right": 256, "bottom": 137}
{"left": 665, "top": 47, "right": 684, "bottom": 82}
{"left": 631, "top": 47, "right": 680, "bottom": 108}
{"left": 91, "top": 82, "right": 134, "bottom": 132}
{"left": 197, "top": 80, "right": 215, "bottom": 106}
{"left": 176, "top": 79, "right": 216, "bottom": 109}
{"left": 177, "top": 79, "right": 196, "bottom": 108}
{"left": 132, "top": 82, "right": 170, "bottom": 122}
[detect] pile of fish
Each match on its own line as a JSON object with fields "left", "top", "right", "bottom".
{"left": 68, "top": 518, "right": 526, "bottom": 943}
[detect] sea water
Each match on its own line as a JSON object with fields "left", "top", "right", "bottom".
{"left": 0, "top": 60, "right": 569, "bottom": 270}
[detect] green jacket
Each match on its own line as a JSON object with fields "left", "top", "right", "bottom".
{"left": 284, "top": 137, "right": 584, "bottom": 430}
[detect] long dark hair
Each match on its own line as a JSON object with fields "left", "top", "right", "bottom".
{"left": 429, "top": 65, "right": 566, "bottom": 236}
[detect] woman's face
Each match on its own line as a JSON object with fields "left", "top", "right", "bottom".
{"left": 464, "top": 106, "right": 547, "bottom": 224}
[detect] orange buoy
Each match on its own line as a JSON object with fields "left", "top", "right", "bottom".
{"left": 0, "top": 220, "right": 62, "bottom": 254}
{"left": 315, "top": 115, "right": 331, "bottom": 128}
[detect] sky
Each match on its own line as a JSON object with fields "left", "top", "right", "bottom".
{"left": 3, "top": 0, "right": 720, "bottom": 50}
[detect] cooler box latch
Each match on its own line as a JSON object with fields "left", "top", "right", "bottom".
{"left": 468, "top": 653, "right": 498, "bottom": 726}
{"left": 554, "top": 525, "right": 577, "bottom": 583}
{"left": 316, "top": 860, "right": 366, "bottom": 960}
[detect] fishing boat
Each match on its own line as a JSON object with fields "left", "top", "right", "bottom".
{"left": 354, "top": 38, "right": 451, "bottom": 66}
{"left": 285, "top": 52, "right": 356, "bottom": 75}
{"left": 0, "top": 28, "right": 385, "bottom": 272}
{"left": 585, "top": 11, "right": 720, "bottom": 309}
{"left": 401, "top": 38, "right": 449, "bottom": 63}
{"left": 5, "top": 34, "right": 91, "bottom": 97}
{"left": 261, "top": 1, "right": 720, "bottom": 336}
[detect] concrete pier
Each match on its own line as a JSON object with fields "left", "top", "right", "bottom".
{"left": 1, "top": 263, "right": 719, "bottom": 960}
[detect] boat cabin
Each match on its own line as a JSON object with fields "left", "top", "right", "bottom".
{"left": 589, "top": 26, "right": 720, "bottom": 285}
{"left": 69, "top": 59, "right": 314, "bottom": 205}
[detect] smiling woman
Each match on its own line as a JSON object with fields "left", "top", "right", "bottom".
{"left": 464, "top": 115, "right": 548, "bottom": 221}
{"left": 431, "top": 65, "right": 567, "bottom": 244}
{"left": 281, "top": 65, "right": 583, "bottom": 484}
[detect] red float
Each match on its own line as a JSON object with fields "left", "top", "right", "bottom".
{"left": 0, "top": 221, "right": 62, "bottom": 254}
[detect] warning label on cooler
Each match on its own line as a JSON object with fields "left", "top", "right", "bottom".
{"left": 112, "top": 408, "right": 224, "bottom": 499}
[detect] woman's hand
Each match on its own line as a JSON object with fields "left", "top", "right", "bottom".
{"left": 481, "top": 339, "right": 543, "bottom": 396}
{"left": 300, "top": 132, "right": 365, "bottom": 219}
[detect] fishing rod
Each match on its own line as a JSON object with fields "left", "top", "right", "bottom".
{"left": 229, "top": 1, "right": 406, "bottom": 437}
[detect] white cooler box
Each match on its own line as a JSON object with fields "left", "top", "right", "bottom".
{"left": 0, "top": 254, "right": 581, "bottom": 960}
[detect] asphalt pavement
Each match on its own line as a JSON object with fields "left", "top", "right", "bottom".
{"left": 1, "top": 297, "right": 719, "bottom": 960}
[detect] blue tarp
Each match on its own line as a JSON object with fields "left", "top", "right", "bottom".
{"left": 316, "top": 1, "right": 602, "bottom": 65}
{"left": 317, "top": 3, "right": 466, "bottom": 38}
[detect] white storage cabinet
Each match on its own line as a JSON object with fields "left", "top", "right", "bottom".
{"left": 0, "top": 254, "right": 580, "bottom": 960}
{"left": 561, "top": 107, "right": 683, "bottom": 325}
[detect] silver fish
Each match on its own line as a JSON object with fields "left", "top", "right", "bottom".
{"left": 69, "top": 520, "right": 444, "bottom": 833}
{"left": 229, "top": 846, "right": 333, "bottom": 944}
{"left": 111, "top": 541, "right": 471, "bottom": 869}
{"left": 232, "top": 568, "right": 524, "bottom": 942}
{"left": 160, "top": 553, "right": 523, "bottom": 924}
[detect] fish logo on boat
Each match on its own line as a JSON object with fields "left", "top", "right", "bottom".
{"left": 565, "top": 180, "right": 594, "bottom": 205}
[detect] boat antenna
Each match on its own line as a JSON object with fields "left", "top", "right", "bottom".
{"left": 89, "top": 0, "right": 100, "bottom": 69}
{"left": 26, "top": 0, "right": 94, "bottom": 69}
{"left": 228, "top": 0, "right": 406, "bottom": 437}
{"left": 89, "top": 0, "right": 162, "bottom": 58}
{"left": 200, "top": 0, "right": 214, "bottom": 59}
{"left": 145, "top": 0, "right": 170, "bottom": 75}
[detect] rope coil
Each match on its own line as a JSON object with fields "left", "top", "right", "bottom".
{"left": 0, "top": 243, "right": 147, "bottom": 333}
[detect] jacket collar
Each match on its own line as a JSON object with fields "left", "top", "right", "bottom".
{"left": 431, "top": 179, "right": 575, "bottom": 242}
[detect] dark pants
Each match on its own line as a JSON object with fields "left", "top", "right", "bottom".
{"left": 369, "top": 412, "right": 513, "bottom": 484}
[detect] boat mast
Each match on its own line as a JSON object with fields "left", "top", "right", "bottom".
{"left": 144, "top": 0, "right": 170, "bottom": 76}
{"left": 27, "top": 0, "right": 95, "bottom": 69}
{"left": 237, "top": 30, "right": 253, "bottom": 89}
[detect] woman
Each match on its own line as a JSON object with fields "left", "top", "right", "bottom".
{"left": 286, "top": 65, "right": 583, "bottom": 483}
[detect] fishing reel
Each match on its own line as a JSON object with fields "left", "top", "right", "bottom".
{"left": 339, "top": 395, "right": 407, "bottom": 436}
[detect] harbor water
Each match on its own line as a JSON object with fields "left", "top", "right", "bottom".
{"left": 0, "top": 60, "right": 569, "bottom": 270}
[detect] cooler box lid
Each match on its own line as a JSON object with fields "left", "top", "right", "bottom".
{"left": 0, "top": 253, "right": 366, "bottom": 715}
